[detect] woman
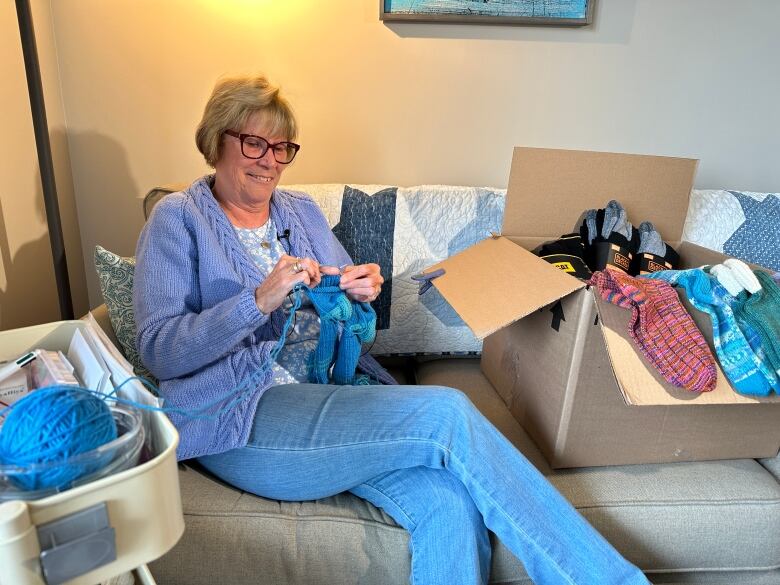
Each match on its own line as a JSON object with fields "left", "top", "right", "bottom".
{"left": 134, "top": 74, "right": 648, "bottom": 585}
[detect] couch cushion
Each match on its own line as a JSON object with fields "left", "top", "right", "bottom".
{"left": 759, "top": 452, "right": 780, "bottom": 482}
{"left": 150, "top": 464, "right": 412, "bottom": 585}
{"left": 417, "top": 359, "right": 780, "bottom": 575}
{"left": 152, "top": 463, "right": 532, "bottom": 585}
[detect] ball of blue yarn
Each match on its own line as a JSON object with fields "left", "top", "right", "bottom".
{"left": 0, "top": 386, "right": 117, "bottom": 491}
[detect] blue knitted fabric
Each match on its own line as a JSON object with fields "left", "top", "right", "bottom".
{"left": 332, "top": 297, "right": 376, "bottom": 385}
{"left": 646, "top": 269, "right": 771, "bottom": 396}
{"left": 305, "top": 275, "right": 377, "bottom": 385}
{"left": 702, "top": 265, "right": 778, "bottom": 392}
{"left": 723, "top": 290, "right": 780, "bottom": 393}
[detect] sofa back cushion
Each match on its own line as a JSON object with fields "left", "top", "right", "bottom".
{"left": 285, "top": 184, "right": 506, "bottom": 356}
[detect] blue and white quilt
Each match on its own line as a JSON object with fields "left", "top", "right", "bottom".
{"left": 683, "top": 190, "right": 780, "bottom": 271}
{"left": 285, "top": 184, "right": 506, "bottom": 355}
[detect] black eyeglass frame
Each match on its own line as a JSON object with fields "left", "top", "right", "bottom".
{"left": 224, "top": 130, "right": 301, "bottom": 163}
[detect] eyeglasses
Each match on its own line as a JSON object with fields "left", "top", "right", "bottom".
{"left": 224, "top": 130, "right": 300, "bottom": 164}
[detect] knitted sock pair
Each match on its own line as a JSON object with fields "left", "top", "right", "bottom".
{"left": 589, "top": 270, "right": 716, "bottom": 392}
{"left": 305, "top": 275, "right": 377, "bottom": 385}
{"left": 647, "top": 269, "right": 772, "bottom": 396}
{"left": 579, "top": 201, "right": 639, "bottom": 273}
{"left": 579, "top": 201, "right": 679, "bottom": 275}
{"left": 533, "top": 233, "right": 592, "bottom": 280}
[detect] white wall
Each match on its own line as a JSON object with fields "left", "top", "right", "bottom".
{"left": 0, "top": 1, "right": 87, "bottom": 329}
{"left": 48, "top": 0, "right": 780, "bottom": 307}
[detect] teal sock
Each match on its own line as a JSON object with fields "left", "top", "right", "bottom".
{"left": 738, "top": 271, "right": 780, "bottom": 379}
{"left": 305, "top": 275, "right": 377, "bottom": 385}
{"left": 332, "top": 301, "right": 376, "bottom": 385}
{"left": 306, "top": 279, "right": 349, "bottom": 383}
{"left": 729, "top": 291, "right": 780, "bottom": 393}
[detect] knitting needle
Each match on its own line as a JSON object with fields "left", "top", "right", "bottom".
{"left": 319, "top": 264, "right": 352, "bottom": 276}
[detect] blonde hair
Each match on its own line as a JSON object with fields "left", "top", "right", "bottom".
{"left": 195, "top": 74, "right": 298, "bottom": 167}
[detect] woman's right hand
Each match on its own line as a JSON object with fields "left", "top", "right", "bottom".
{"left": 254, "top": 255, "right": 321, "bottom": 314}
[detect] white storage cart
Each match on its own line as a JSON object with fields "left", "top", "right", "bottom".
{"left": 0, "top": 321, "right": 183, "bottom": 585}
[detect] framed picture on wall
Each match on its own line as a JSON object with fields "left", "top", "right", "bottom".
{"left": 380, "top": 0, "right": 595, "bottom": 26}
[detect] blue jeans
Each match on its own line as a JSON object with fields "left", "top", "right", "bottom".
{"left": 199, "top": 384, "right": 648, "bottom": 585}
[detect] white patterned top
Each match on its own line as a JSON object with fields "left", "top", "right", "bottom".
{"left": 233, "top": 220, "right": 321, "bottom": 385}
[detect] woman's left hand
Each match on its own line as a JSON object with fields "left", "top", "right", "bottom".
{"left": 333, "top": 263, "right": 383, "bottom": 303}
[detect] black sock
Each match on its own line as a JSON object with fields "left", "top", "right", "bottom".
{"left": 534, "top": 233, "right": 592, "bottom": 280}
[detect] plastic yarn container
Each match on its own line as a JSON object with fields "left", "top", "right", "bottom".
{"left": 0, "top": 404, "right": 144, "bottom": 501}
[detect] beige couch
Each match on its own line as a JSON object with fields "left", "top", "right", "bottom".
{"left": 91, "top": 184, "right": 780, "bottom": 584}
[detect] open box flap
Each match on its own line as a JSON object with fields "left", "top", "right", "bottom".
{"left": 503, "top": 148, "right": 698, "bottom": 241}
{"left": 593, "top": 294, "right": 780, "bottom": 405}
{"left": 424, "top": 236, "right": 585, "bottom": 340}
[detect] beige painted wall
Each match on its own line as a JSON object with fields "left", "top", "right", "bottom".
{"left": 48, "top": 0, "right": 780, "bottom": 307}
{"left": 0, "top": 1, "right": 87, "bottom": 330}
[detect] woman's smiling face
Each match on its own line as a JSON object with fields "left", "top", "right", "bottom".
{"left": 214, "top": 113, "right": 288, "bottom": 207}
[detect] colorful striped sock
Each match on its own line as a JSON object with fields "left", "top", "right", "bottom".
{"left": 589, "top": 270, "right": 717, "bottom": 392}
{"left": 647, "top": 269, "right": 771, "bottom": 396}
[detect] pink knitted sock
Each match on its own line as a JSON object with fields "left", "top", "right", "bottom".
{"left": 590, "top": 270, "right": 717, "bottom": 392}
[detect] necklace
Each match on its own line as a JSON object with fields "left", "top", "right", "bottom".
{"left": 226, "top": 206, "right": 274, "bottom": 250}
{"left": 258, "top": 218, "right": 274, "bottom": 249}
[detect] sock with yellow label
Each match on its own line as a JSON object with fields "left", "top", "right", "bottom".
{"left": 534, "top": 234, "right": 592, "bottom": 280}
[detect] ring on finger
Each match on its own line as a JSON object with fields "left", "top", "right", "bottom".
{"left": 291, "top": 259, "right": 304, "bottom": 273}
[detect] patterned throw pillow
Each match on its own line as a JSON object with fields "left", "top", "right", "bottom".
{"left": 93, "top": 246, "right": 155, "bottom": 381}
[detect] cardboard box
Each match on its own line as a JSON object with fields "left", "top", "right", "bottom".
{"left": 427, "top": 147, "right": 780, "bottom": 468}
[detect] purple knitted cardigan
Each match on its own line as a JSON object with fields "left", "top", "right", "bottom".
{"left": 133, "top": 175, "right": 394, "bottom": 460}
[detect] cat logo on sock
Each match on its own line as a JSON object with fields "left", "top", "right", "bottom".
{"left": 553, "top": 261, "right": 576, "bottom": 273}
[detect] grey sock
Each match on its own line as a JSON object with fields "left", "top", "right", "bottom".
{"left": 638, "top": 221, "right": 666, "bottom": 256}
{"left": 602, "top": 200, "right": 633, "bottom": 240}
{"left": 585, "top": 209, "right": 599, "bottom": 244}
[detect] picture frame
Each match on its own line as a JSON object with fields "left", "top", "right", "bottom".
{"left": 380, "top": 0, "right": 595, "bottom": 27}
